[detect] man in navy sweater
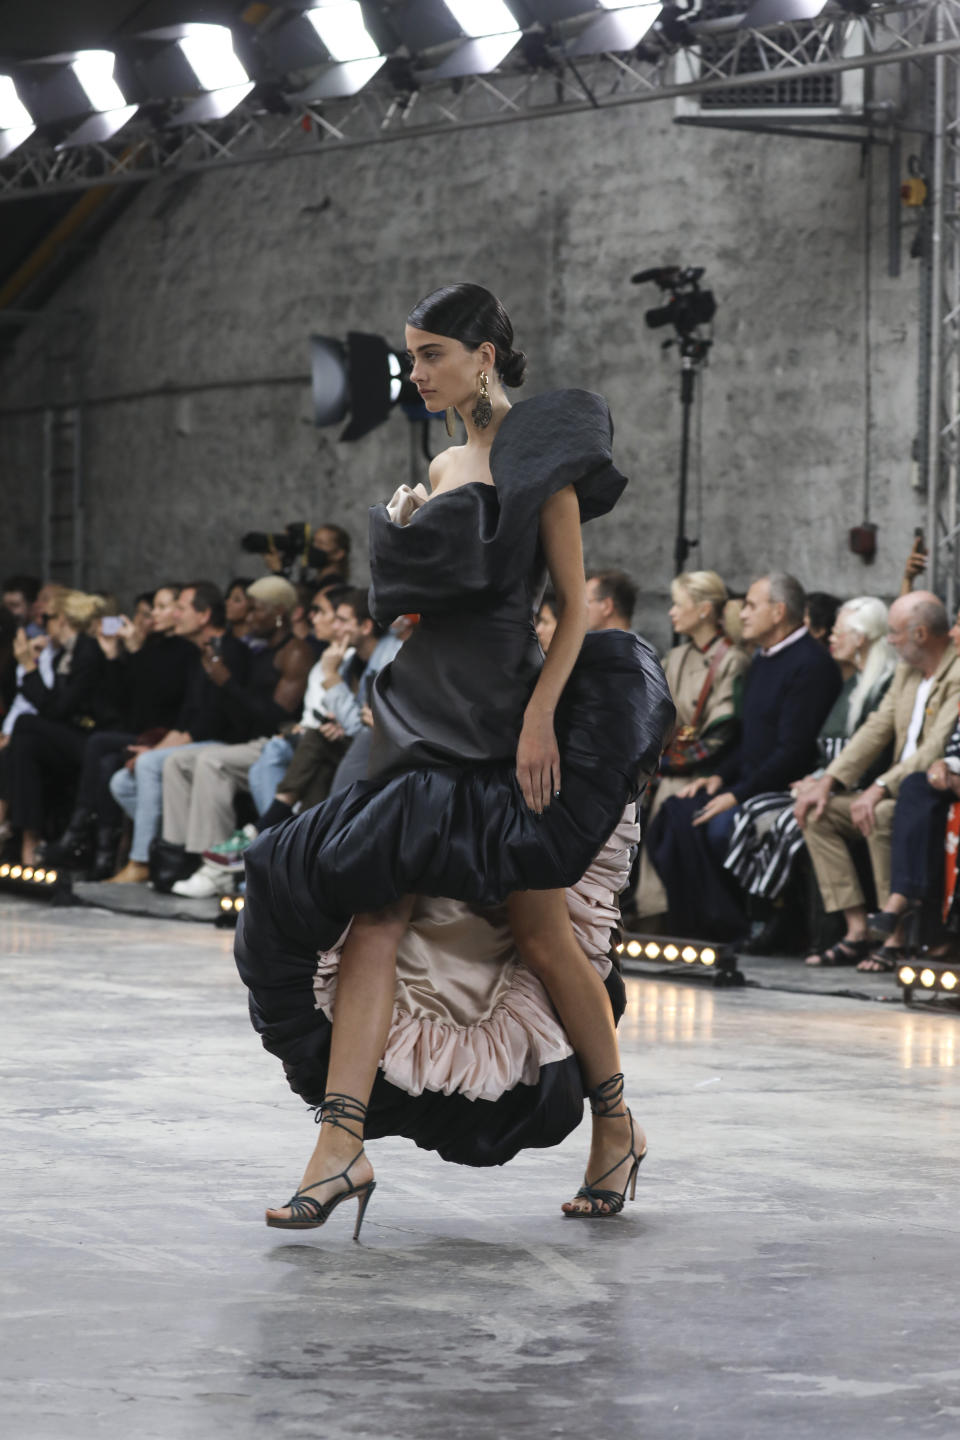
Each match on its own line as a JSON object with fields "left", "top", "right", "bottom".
{"left": 646, "top": 573, "right": 842, "bottom": 939}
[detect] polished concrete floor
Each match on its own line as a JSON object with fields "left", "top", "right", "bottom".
{"left": 2, "top": 896, "right": 960, "bottom": 1440}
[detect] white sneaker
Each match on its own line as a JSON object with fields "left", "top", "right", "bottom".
{"left": 171, "top": 864, "right": 234, "bottom": 899}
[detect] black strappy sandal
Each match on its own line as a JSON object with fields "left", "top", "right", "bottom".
{"left": 265, "top": 1092, "right": 376, "bottom": 1240}
{"left": 564, "top": 1072, "right": 646, "bottom": 1220}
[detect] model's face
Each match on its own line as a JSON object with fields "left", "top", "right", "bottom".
{"left": 740, "top": 580, "right": 781, "bottom": 645}
{"left": 311, "top": 592, "right": 335, "bottom": 643}
{"left": 225, "top": 585, "right": 249, "bottom": 624}
{"left": 829, "top": 618, "right": 861, "bottom": 665}
{"left": 405, "top": 326, "right": 485, "bottom": 414}
{"left": 152, "top": 587, "right": 179, "bottom": 633}
{"left": 668, "top": 585, "right": 707, "bottom": 637}
{"left": 536, "top": 602, "right": 557, "bottom": 652}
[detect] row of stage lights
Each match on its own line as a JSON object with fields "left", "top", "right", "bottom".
{"left": 615, "top": 933, "right": 743, "bottom": 985}
{"left": 897, "top": 962, "right": 960, "bottom": 1007}
{"left": 618, "top": 938, "right": 718, "bottom": 967}
{"left": 0, "top": 2, "right": 874, "bottom": 161}
{"left": 0, "top": 862, "right": 59, "bottom": 885}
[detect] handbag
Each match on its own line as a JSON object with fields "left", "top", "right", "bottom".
{"left": 148, "top": 836, "right": 196, "bottom": 894}
{"left": 660, "top": 639, "right": 732, "bottom": 773}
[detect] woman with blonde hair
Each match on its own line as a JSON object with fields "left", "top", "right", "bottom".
{"left": 724, "top": 595, "right": 895, "bottom": 920}
{"left": 3, "top": 588, "right": 118, "bottom": 863}
{"left": 634, "top": 569, "right": 750, "bottom": 921}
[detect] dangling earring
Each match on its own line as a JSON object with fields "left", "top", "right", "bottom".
{"left": 445, "top": 407, "right": 456, "bottom": 438}
{"left": 471, "top": 371, "right": 492, "bottom": 429}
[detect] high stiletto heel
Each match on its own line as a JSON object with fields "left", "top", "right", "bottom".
{"left": 266, "top": 1093, "right": 376, "bottom": 1240}
{"left": 564, "top": 1072, "right": 646, "bottom": 1220}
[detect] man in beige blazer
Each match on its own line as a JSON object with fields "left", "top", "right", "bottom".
{"left": 795, "top": 592, "right": 960, "bottom": 965}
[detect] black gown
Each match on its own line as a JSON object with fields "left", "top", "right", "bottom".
{"left": 235, "top": 389, "right": 674, "bottom": 1166}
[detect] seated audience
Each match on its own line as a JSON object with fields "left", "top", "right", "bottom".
{"left": 225, "top": 578, "right": 255, "bottom": 642}
{"left": 535, "top": 589, "right": 558, "bottom": 653}
{"left": 2, "top": 589, "right": 116, "bottom": 863}
{"left": 804, "top": 591, "right": 841, "bottom": 649}
{"left": 635, "top": 570, "right": 749, "bottom": 921}
{"left": 797, "top": 593, "right": 960, "bottom": 966}
{"left": 585, "top": 570, "right": 636, "bottom": 633}
{"left": 645, "top": 573, "right": 843, "bottom": 939}
{"left": 2, "top": 575, "right": 41, "bottom": 636}
{"left": 724, "top": 596, "right": 895, "bottom": 908}
{"left": 43, "top": 584, "right": 193, "bottom": 876}
{"left": 157, "top": 578, "right": 314, "bottom": 894}
{"left": 107, "top": 582, "right": 250, "bottom": 883}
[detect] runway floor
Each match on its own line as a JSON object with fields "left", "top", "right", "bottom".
{"left": 3, "top": 896, "right": 960, "bottom": 1440}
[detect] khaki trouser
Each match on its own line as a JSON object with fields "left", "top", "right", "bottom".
{"left": 802, "top": 792, "right": 896, "bottom": 914}
{"left": 161, "top": 739, "right": 266, "bottom": 853}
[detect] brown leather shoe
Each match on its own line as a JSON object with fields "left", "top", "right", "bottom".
{"left": 107, "top": 860, "right": 150, "bottom": 884}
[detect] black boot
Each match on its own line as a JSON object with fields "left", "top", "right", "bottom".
{"left": 91, "top": 822, "right": 122, "bottom": 881}
{"left": 43, "top": 807, "right": 97, "bottom": 869}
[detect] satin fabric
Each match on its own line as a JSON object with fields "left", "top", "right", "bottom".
{"left": 235, "top": 388, "right": 675, "bottom": 1167}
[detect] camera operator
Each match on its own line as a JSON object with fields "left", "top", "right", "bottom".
{"left": 106, "top": 582, "right": 249, "bottom": 883}
{"left": 159, "top": 577, "right": 314, "bottom": 893}
{"left": 258, "top": 520, "right": 351, "bottom": 586}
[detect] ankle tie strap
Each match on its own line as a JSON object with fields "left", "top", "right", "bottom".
{"left": 587, "top": 1072, "right": 626, "bottom": 1118}
{"left": 312, "top": 1091, "right": 368, "bottom": 1143}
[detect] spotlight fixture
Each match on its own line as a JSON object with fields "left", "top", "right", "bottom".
{"left": 897, "top": 960, "right": 960, "bottom": 1008}
{"left": 615, "top": 932, "right": 742, "bottom": 986}
{"left": 429, "top": 1, "right": 522, "bottom": 78}
{"left": 296, "top": 4, "right": 387, "bottom": 99}
{"left": 0, "top": 74, "right": 36, "bottom": 158}
{"left": 175, "top": 24, "right": 254, "bottom": 122}
{"left": 60, "top": 50, "right": 138, "bottom": 147}
{"left": 0, "top": 861, "right": 69, "bottom": 901}
{"left": 570, "top": 2, "right": 662, "bottom": 58}
{"left": 216, "top": 893, "right": 246, "bottom": 928}
{"left": 310, "top": 332, "right": 416, "bottom": 441}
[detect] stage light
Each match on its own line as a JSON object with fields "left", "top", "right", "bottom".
{"left": 0, "top": 864, "right": 9, "bottom": 878}
{"left": 430, "top": 1, "right": 522, "bottom": 77}
{"left": 899, "top": 965, "right": 916, "bottom": 986}
{"left": 681, "top": 945, "right": 697, "bottom": 963}
{"left": 45, "top": 870, "right": 58, "bottom": 884}
{"left": 306, "top": 3, "right": 380, "bottom": 62}
{"left": 235, "top": 896, "right": 244, "bottom": 912}
{"left": 219, "top": 895, "right": 232, "bottom": 912}
{"left": 179, "top": 25, "right": 249, "bottom": 91}
{"left": 943, "top": 971, "right": 958, "bottom": 991}
{"left": 22, "top": 867, "right": 34, "bottom": 881}
{"left": 10, "top": 866, "right": 22, "bottom": 879}
{"left": 744, "top": 1, "right": 829, "bottom": 25}
{"left": 0, "top": 76, "right": 35, "bottom": 159}
{"left": 310, "top": 332, "right": 417, "bottom": 441}
{"left": 920, "top": 969, "right": 937, "bottom": 988}
{"left": 701, "top": 947, "right": 716, "bottom": 966}
{"left": 626, "top": 939, "right": 642, "bottom": 957}
{"left": 644, "top": 942, "right": 661, "bottom": 959}
{"left": 617, "top": 931, "right": 742, "bottom": 984}
{"left": 33, "top": 869, "right": 46, "bottom": 882}
{"left": 570, "top": 2, "right": 661, "bottom": 57}
{"left": 663, "top": 943, "right": 679, "bottom": 961}
{"left": 445, "top": 1, "right": 519, "bottom": 35}
{"left": 72, "top": 51, "right": 126, "bottom": 112}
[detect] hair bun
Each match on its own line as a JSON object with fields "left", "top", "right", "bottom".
{"left": 501, "top": 348, "right": 527, "bottom": 388}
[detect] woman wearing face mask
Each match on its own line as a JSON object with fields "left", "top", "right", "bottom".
{"left": 236, "top": 283, "right": 674, "bottom": 1237}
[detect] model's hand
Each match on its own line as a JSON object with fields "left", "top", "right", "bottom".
{"left": 850, "top": 783, "right": 885, "bottom": 837}
{"left": 692, "top": 791, "right": 738, "bottom": 827}
{"left": 794, "top": 774, "right": 835, "bottom": 827}
{"left": 517, "top": 708, "right": 560, "bottom": 814}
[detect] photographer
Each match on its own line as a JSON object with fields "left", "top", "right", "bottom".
{"left": 251, "top": 519, "right": 351, "bottom": 586}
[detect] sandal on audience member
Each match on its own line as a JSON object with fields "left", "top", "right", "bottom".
{"left": 804, "top": 938, "right": 873, "bottom": 967}
{"left": 856, "top": 945, "right": 905, "bottom": 973}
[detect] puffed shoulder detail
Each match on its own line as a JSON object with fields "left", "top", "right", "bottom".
{"left": 490, "top": 388, "right": 626, "bottom": 523}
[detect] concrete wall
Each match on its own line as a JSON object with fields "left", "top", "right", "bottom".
{"left": 0, "top": 99, "right": 921, "bottom": 652}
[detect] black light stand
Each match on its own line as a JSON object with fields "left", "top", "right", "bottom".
{"left": 673, "top": 334, "right": 712, "bottom": 575}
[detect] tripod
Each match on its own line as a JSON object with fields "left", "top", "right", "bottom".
{"left": 672, "top": 333, "right": 711, "bottom": 575}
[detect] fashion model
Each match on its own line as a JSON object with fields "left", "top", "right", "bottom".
{"left": 235, "top": 284, "right": 674, "bottom": 1236}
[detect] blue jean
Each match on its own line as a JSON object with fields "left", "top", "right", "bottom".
{"left": 109, "top": 741, "right": 215, "bottom": 863}
{"left": 248, "top": 736, "right": 295, "bottom": 817}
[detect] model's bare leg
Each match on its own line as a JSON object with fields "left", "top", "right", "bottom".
{"left": 506, "top": 889, "right": 645, "bottom": 1215}
{"left": 265, "top": 895, "right": 414, "bottom": 1224}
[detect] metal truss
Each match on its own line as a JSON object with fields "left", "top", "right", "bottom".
{"left": 2, "top": 1, "right": 960, "bottom": 202}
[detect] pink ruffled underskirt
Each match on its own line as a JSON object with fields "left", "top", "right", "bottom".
{"left": 312, "top": 805, "right": 638, "bottom": 1102}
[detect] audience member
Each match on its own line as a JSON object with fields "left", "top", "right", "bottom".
{"left": 585, "top": 570, "right": 635, "bottom": 633}
{"left": 797, "top": 592, "right": 960, "bottom": 966}
{"left": 635, "top": 570, "right": 749, "bottom": 921}
{"left": 724, "top": 596, "right": 896, "bottom": 907}
{"left": 107, "top": 582, "right": 250, "bottom": 883}
{"left": 157, "top": 577, "right": 314, "bottom": 894}
{"left": 535, "top": 589, "right": 558, "bottom": 653}
{"left": 2, "top": 590, "right": 115, "bottom": 863}
{"left": 645, "top": 573, "right": 842, "bottom": 939}
{"left": 2, "top": 575, "right": 41, "bottom": 635}
{"left": 264, "top": 521, "right": 351, "bottom": 586}
{"left": 804, "top": 591, "right": 841, "bottom": 649}
{"left": 225, "top": 578, "right": 255, "bottom": 642}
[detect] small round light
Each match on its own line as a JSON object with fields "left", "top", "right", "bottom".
{"left": 234, "top": 897, "right": 244, "bottom": 912}
{"left": 941, "top": 971, "right": 957, "bottom": 991}
{"left": 219, "top": 895, "right": 232, "bottom": 911}
{"left": 644, "top": 942, "right": 661, "bottom": 959}
{"left": 920, "top": 968, "right": 937, "bottom": 988}
{"left": 615, "top": 942, "right": 625, "bottom": 955}
{"left": 899, "top": 966, "right": 916, "bottom": 986}
{"left": 700, "top": 947, "right": 716, "bottom": 965}
{"left": 681, "top": 945, "right": 697, "bottom": 963}
{"left": 33, "top": 868, "right": 46, "bottom": 882}
{"left": 21, "top": 867, "right": 33, "bottom": 881}
{"left": 45, "top": 870, "right": 58, "bottom": 884}
{"left": 0, "top": 863, "right": 9, "bottom": 878}
{"left": 10, "top": 866, "right": 22, "bottom": 879}
{"left": 663, "top": 944, "right": 679, "bottom": 961}
{"left": 626, "top": 940, "right": 642, "bottom": 957}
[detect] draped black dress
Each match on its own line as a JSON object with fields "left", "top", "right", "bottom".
{"left": 235, "top": 389, "right": 674, "bottom": 1166}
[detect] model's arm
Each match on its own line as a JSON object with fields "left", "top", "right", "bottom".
{"left": 516, "top": 484, "right": 586, "bottom": 814}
